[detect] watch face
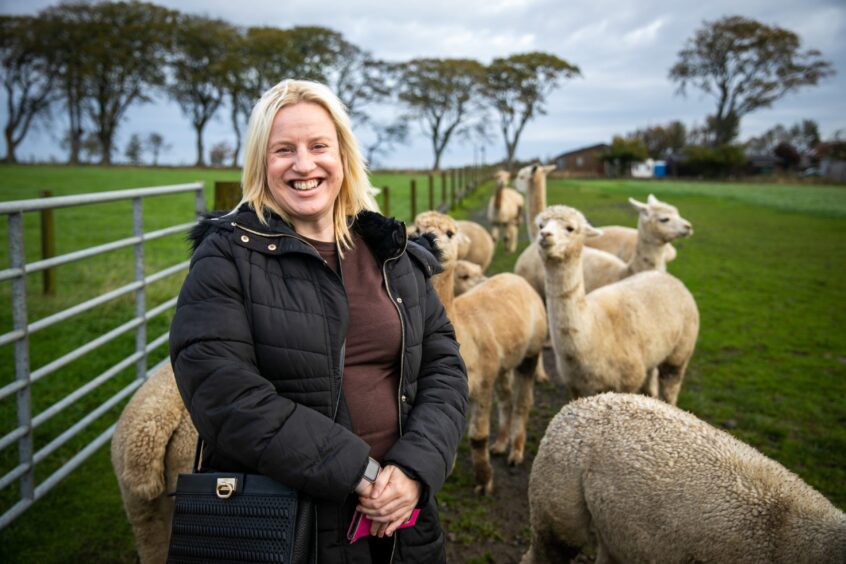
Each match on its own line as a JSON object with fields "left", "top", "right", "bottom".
{"left": 365, "top": 459, "right": 380, "bottom": 482}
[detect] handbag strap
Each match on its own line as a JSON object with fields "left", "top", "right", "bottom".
{"left": 192, "top": 437, "right": 205, "bottom": 473}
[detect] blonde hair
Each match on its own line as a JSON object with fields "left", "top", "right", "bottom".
{"left": 240, "top": 79, "right": 378, "bottom": 251}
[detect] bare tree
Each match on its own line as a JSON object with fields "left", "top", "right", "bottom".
{"left": 670, "top": 15, "right": 834, "bottom": 146}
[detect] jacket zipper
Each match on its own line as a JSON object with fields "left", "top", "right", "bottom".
{"left": 381, "top": 236, "right": 407, "bottom": 564}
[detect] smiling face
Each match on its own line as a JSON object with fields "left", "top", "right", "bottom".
{"left": 266, "top": 102, "right": 343, "bottom": 240}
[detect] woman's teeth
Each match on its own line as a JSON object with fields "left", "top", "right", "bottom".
{"left": 291, "top": 179, "right": 319, "bottom": 191}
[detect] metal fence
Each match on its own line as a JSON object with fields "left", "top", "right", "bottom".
{"left": 0, "top": 183, "right": 205, "bottom": 528}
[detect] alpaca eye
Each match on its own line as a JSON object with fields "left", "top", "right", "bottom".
{"left": 659, "top": 217, "right": 670, "bottom": 223}
{"left": 446, "top": 230, "right": 454, "bottom": 238}
{"left": 566, "top": 226, "right": 574, "bottom": 232}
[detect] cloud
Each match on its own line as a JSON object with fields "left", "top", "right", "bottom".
{"left": 622, "top": 17, "right": 668, "bottom": 47}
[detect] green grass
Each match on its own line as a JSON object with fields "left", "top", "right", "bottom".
{"left": 1, "top": 167, "right": 844, "bottom": 562}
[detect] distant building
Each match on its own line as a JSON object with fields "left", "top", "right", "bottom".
{"left": 631, "top": 159, "right": 667, "bottom": 178}
{"left": 553, "top": 143, "right": 609, "bottom": 177}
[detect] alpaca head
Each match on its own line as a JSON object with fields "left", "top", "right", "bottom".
{"left": 454, "top": 260, "right": 487, "bottom": 296}
{"left": 535, "top": 205, "right": 602, "bottom": 262}
{"left": 629, "top": 194, "right": 693, "bottom": 244}
{"left": 414, "top": 211, "right": 461, "bottom": 266}
{"left": 515, "top": 163, "right": 555, "bottom": 194}
{"left": 495, "top": 170, "right": 510, "bottom": 189}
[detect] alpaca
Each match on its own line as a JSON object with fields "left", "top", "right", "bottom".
{"left": 111, "top": 362, "right": 197, "bottom": 564}
{"left": 486, "top": 170, "right": 524, "bottom": 252}
{"left": 524, "top": 393, "right": 846, "bottom": 564}
{"left": 514, "top": 163, "right": 556, "bottom": 241}
{"left": 456, "top": 219, "right": 495, "bottom": 270}
{"left": 516, "top": 194, "right": 692, "bottom": 300}
{"left": 414, "top": 211, "right": 547, "bottom": 494}
{"left": 536, "top": 205, "right": 699, "bottom": 404}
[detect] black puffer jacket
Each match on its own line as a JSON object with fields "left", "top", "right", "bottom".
{"left": 169, "top": 205, "right": 468, "bottom": 563}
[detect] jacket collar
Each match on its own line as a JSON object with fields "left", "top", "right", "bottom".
{"left": 189, "top": 204, "right": 408, "bottom": 263}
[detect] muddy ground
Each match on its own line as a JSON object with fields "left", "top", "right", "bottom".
{"left": 439, "top": 349, "right": 579, "bottom": 564}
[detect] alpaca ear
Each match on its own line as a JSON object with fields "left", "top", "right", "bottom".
{"left": 585, "top": 225, "right": 603, "bottom": 238}
{"left": 629, "top": 197, "right": 648, "bottom": 213}
{"left": 647, "top": 193, "right": 659, "bottom": 205}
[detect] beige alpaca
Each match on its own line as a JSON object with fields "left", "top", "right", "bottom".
{"left": 516, "top": 194, "right": 692, "bottom": 300}
{"left": 415, "top": 211, "right": 547, "bottom": 495}
{"left": 486, "top": 170, "right": 524, "bottom": 252}
{"left": 585, "top": 225, "right": 677, "bottom": 262}
{"left": 111, "top": 362, "right": 197, "bottom": 564}
{"left": 524, "top": 393, "right": 846, "bottom": 564}
{"left": 456, "top": 219, "right": 495, "bottom": 270}
{"left": 514, "top": 163, "right": 556, "bottom": 241}
{"left": 454, "top": 259, "right": 488, "bottom": 296}
{"left": 536, "top": 205, "right": 698, "bottom": 404}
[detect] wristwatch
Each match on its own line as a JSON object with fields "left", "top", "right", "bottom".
{"left": 362, "top": 457, "right": 380, "bottom": 483}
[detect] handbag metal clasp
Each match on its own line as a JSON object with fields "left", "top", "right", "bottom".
{"left": 216, "top": 477, "right": 237, "bottom": 499}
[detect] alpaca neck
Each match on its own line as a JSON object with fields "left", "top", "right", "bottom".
{"left": 543, "top": 248, "right": 588, "bottom": 343}
{"left": 494, "top": 184, "right": 504, "bottom": 210}
{"left": 432, "top": 263, "right": 457, "bottom": 320}
{"left": 527, "top": 175, "right": 546, "bottom": 240}
{"left": 628, "top": 227, "right": 666, "bottom": 274}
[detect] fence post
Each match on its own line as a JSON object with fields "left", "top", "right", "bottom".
{"left": 450, "top": 169, "right": 456, "bottom": 209}
{"left": 428, "top": 174, "right": 434, "bottom": 210}
{"left": 39, "top": 190, "right": 55, "bottom": 296}
{"left": 8, "top": 211, "right": 35, "bottom": 514}
{"left": 410, "top": 179, "right": 417, "bottom": 220}
{"left": 382, "top": 185, "right": 390, "bottom": 217}
{"left": 132, "top": 197, "right": 147, "bottom": 382}
{"left": 440, "top": 171, "right": 447, "bottom": 209}
{"left": 214, "top": 181, "right": 240, "bottom": 211}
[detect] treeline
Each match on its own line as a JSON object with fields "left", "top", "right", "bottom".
{"left": 1, "top": 1, "right": 580, "bottom": 169}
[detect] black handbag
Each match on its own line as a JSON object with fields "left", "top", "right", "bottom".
{"left": 167, "top": 439, "right": 312, "bottom": 564}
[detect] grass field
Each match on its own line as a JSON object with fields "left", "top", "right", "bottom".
{"left": 1, "top": 165, "right": 844, "bottom": 562}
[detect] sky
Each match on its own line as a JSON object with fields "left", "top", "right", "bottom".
{"left": 2, "top": 0, "right": 845, "bottom": 169}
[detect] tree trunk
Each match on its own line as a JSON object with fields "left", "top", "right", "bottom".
{"left": 195, "top": 125, "right": 205, "bottom": 168}
{"left": 4, "top": 127, "right": 18, "bottom": 163}
{"left": 230, "top": 100, "right": 241, "bottom": 168}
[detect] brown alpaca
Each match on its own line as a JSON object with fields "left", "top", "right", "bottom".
{"left": 111, "top": 363, "right": 197, "bottom": 564}
{"left": 415, "top": 211, "right": 547, "bottom": 495}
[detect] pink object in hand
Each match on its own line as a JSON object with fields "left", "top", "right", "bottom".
{"left": 347, "top": 509, "right": 421, "bottom": 543}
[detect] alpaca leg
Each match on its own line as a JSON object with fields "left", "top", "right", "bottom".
{"left": 658, "top": 362, "right": 687, "bottom": 406}
{"left": 505, "top": 223, "right": 519, "bottom": 253}
{"left": 508, "top": 355, "right": 537, "bottom": 466}
{"left": 642, "top": 367, "right": 659, "bottom": 397}
{"left": 491, "top": 369, "right": 512, "bottom": 455}
{"left": 469, "top": 377, "right": 495, "bottom": 495}
{"left": 490, "top": 225, "right": 500, "bottom": 243}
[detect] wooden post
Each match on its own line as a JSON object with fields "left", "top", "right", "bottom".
{"left": 382, "top": 185, "right": 390, "bottom": 217}
{"left": 410, "top": 179, "right": 417, "bottom": 220}
{"left": 450, "top": 169, "right": 456, "bottom": 209}
{"left": 441, "top": 171, "right": 447, "bottom": 208}
{"left": 214, "top": 181, "right": 241, "bottom": 211}
{"left": 428, "top": 174, "right": 434, "bottom": 211}
{"left": 40, "top": 190, "right": 55, "bottom": 296}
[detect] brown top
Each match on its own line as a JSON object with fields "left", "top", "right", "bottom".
{"left": 303, "top": 232, "right": 402, "bottom": 461}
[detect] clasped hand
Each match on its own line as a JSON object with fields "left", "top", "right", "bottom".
{"left": 355, "top": 464, "right": 421, "bottom": 537}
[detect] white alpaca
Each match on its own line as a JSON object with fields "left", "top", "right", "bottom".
{"left": 456, "top": 219, "right": 495, "bottom": 270}
{"left": 524, "top": 393, "right": 846, "bottom": 564}
{"left": 487, "top": 170, "right": 524, "bottom": 252}
{"left": 516, "top": 194, "right": 692, "bottom": 300}
{"left": 514, "top": 163, "right": 555, "bottom": 241}
{"left": 111, "top": 362, "right": 197, "bottom": 564}
{"left": 415, "top": 211, "right": 547, "bottom": 495}
{"left": 537, "top": 205, "right": 699, "bottom": 404}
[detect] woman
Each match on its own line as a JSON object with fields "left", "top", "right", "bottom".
{"left": 169, "top": 78, "right": 468, "bottom": 563}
